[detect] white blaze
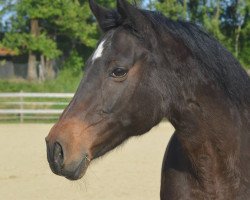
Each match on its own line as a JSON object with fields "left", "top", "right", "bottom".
{"left": 92, "top": 40, "right": 106, "bottom": 62}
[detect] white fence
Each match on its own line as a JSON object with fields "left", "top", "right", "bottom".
{"left": 0, "top": 92, "right": 74, "bottom": 122}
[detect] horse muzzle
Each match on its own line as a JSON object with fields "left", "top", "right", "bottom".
{"left": 45, "top": 139, "right": 90, "bottom": 181}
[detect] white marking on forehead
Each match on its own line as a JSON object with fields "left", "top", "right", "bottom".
{"left": 92, "top": 39, "right": 106, "bottom": 62}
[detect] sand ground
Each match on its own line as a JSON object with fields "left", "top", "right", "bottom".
{"left": 0, "top": 122, "right": 174, "bottom": 200}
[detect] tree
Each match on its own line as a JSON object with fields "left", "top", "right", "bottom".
{"left": 1, "top": 0, "right": 62, "bottom": 80}
{"left": 155, "top": 0, "right": 185, "bottom": 20}
{"left": 0, "top": 0, "right": 115, "bottom": 81}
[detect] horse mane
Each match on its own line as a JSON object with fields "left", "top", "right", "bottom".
{"left": 101, "top": 7, "right": 250, "bottom": 107}
{"left": 141, "top": 10, "right": 250, "bottom": 106}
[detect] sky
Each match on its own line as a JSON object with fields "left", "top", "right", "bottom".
{"left": 142, "top": 0, "right": 150, "bottom": 7}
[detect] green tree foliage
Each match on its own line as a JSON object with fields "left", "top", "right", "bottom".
{"left": 155, "top": 0, "right": 185, "bottom": 20}
{"left": 0, "top": 0, "right": 115, "bottom": 81}
{"left": 63, "top": 49, "right": 84, "bottom": 76}
{"left": 1, "top": 32, "right": 61, "bottom": 59}
{"left": 1, "top": 0, "right": 101, "bottom": 48}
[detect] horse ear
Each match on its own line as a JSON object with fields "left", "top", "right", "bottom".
{"left": 89, "top": 0, "right": 121, "bottom": 32}
{"left": 117, "top": 0, "right": 152, "bottom": 34}
{"left": 117, "top": 0, "right": 157, "bottom": 49}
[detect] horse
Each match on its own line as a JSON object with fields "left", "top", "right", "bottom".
{"left": 46, "top": 0, "right": 250, "bottom": 199}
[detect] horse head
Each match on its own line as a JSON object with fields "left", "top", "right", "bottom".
{"left": 46, "top": 0, "right": 165, "bottom": 180}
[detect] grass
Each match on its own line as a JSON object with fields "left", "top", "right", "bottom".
{"left": 0, "top": 70, "right": 82, "bottom": 123}
{"left": 0, "top": 69, "right": 82, "bottom": 93}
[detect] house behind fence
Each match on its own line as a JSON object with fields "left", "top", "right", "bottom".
{"left": 0, "top": 48, "right": 59, "bottom": 80}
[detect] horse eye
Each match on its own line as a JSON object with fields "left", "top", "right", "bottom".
{"left": 111, "top": 68, "right": 128, "bottom": 78}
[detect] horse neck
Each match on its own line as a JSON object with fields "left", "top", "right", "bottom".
{"left": 165, "top": 81, "right": 246, "bottom": 188}
{"left": 154, "top": 27, "right": 250, "bottom": 191}
{"left": 155, "top": 41, "right": 249, "bottom": 155}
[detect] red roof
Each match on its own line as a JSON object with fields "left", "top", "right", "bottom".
{"left": 0, "top": 48, "right": 16, "bottom": 56}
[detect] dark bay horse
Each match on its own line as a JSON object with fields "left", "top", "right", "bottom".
{"left": 46, "top": 0, "right": 250, "bottom": 199}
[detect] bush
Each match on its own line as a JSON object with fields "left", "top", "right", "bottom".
{"left": 0, "top": 70, "right": 82, "bottom": 93}
{"left": 62, "top": 50, "right": 84, "bottom": 76}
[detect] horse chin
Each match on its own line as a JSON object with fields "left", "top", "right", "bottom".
{"left": 65, "top": 158, "right": 90, "bottom": 181}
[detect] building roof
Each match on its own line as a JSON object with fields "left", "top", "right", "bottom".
{"left": 0, "top": 48, "right": 16, "bottom": 56}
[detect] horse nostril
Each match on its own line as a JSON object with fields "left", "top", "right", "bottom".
{"left": 53, "top": 142, "right": 64, "bottom": 170}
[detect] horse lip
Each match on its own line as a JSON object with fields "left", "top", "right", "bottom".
{"left": 65, "top": 156, "right": 91, "bottom": 181}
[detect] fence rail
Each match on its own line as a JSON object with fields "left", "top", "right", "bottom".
{"left": 0, "top": 93, "right": 74, "bottom": 98}
{"left": 0, "top": 92, "right": 74, "bottom": 122}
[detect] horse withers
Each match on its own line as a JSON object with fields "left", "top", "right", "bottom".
{"left": 46, "top": 0, "right": 250, "bottom": 199}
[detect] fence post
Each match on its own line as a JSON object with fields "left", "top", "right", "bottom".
{"left": 20, "top": 90, "right": 24, "bottom": 123}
